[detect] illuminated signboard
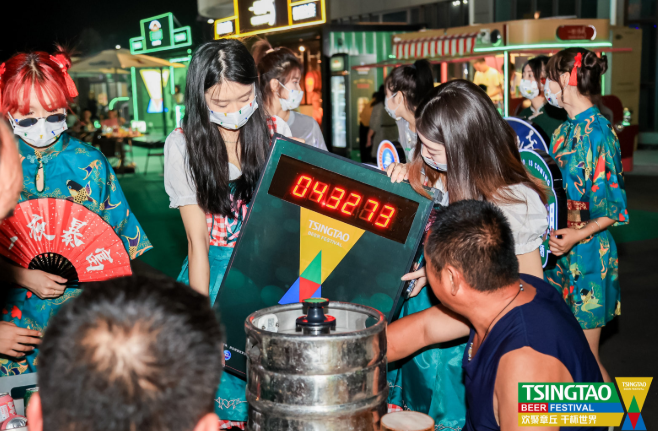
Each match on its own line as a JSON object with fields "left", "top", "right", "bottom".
{"left": 130, "top": 13, "right": 192, "bottom": 54}
{"left": 214, "top": 0, "right": 325, "bottom": 39}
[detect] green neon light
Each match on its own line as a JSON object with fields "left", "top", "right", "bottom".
{"left": 131, "top": 67, "right": 139, "bottom": 121}
{"left": 94, "top": 120, "right": 101, "bottom": 129}
{"left": 169, "top": 56, "right": 191, "bottom": 63}
{"left": 129, "top": 14, "right": 193, "bottom": 54}
{"left": 109, "top": 97, "right": 130, "bottom": 110}
{"left": 504, "top": 51, "right": 509, "bottom": 117}
{"left": 170, "top": 65, "right": 175, "bottom": 95}
{"left": 601, "top": 73, "right": 606, "bottom": 96}
{"left": 473, "top": 41, "right": 613, "bottom": 53}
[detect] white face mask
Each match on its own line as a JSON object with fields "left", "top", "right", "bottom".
{"left": 8, "top": 113, "right": 68, "bottom": 148}
{"left": 520, "top": 79, "right": 540, "bottom": 100}
{"left": 544, "top": 78, "right": 563, "bottom": 108}
{"left": 422, "top": 155, "right": 447, "bottom": 172}
{"left": 278, "top": 81, "right": 303, "bottom": 111}
{"left": 385, "top": 93, "right": 402, "bottom": 121}
{"left": 208, "top": 98, "right": 259, "bottom": 130}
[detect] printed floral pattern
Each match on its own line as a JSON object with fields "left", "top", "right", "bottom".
{"left": 544, "top": 106, "right": 628, "bottom": 329}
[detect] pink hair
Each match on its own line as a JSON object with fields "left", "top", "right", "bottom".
{"left": 0, "top": 46, "right": 78, "bottom": 115}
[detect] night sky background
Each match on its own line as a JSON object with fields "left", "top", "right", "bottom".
{"left": 0, "top": 0, "right": 210, "bottom": 62}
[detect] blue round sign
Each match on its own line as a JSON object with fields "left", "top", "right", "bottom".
{"left": 224, "top": 350, "right": 231, "bottom": 361}
{"left": 505, "top": 117, "right": 549, "bottom": 153}
{"left": 377, "top": 140, "right": 400, "bottom": 171}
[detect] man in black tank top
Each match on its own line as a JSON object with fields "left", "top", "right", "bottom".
{"left": 388, "top": 200, "right": 604, "bottom": 431}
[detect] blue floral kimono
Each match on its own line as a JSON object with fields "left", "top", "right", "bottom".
{"left": 0, "top": 133, "right": 152, "bottom": 376}
{"left": 544, "top": 106, "right": 628, "bottom": 329}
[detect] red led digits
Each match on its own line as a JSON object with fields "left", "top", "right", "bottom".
{"left": 374, "top": 205, "right": 396, "bottom": 228}
{"left": 341, "top": 193, "right": 362, "bottom": 215}
{"left": 292, "top": 176, "right": 313, "bottom": 198}
{"left": 309, "top": 182, "right": 329, "bottom": 203}
{"left": 359, "top": 199, "right": 380, "bottom": 222}
{"left": 326, "top": 187, "right": 345, "bottom": 209}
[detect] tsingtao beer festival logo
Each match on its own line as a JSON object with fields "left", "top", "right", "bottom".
{"left": 616, "top": 378, "right": 652, "bottom": 430}
{"left": 518, "top": 383, "right": 624, "bottom": 427}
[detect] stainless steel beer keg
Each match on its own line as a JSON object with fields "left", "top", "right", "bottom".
{"left": 245, "top": 298, "right": 388, "bottom": 431}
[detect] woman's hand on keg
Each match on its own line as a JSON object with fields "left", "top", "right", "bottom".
{"left": 0, "top": 321, "right": 41, "bottom": 358}
{"left": 401, "top": 267, "right": 427, "bottom": 297}
{"left": 386, "top": 163, "right": 409, "bottom": 183}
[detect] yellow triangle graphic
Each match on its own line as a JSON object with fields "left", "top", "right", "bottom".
{"left": 300, "top": 207, "right": 365, "bottom": 283}
{"left": 615, "top": 378, "right": 653, "bottom": 411}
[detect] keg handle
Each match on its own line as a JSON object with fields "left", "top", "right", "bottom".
{"left": 296, "top": 298, "right": 336, "bottom": 334}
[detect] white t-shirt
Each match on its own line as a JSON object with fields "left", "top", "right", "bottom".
{"left": 431, "top": 182, "right": 547, "bottom": 255}
{"left": 164, "top": 115, "right": 292, "bottom": 208}
{"left": 473, "top": 67, "right": 503, "bottom": 102}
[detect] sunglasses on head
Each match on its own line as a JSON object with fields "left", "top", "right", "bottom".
{"left": 14, "top": 113, "right": 67, "bottom": 128}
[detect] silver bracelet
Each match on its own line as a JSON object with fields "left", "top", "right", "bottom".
{"left": 592, "top": 219, "right": 602, "bottom": 233}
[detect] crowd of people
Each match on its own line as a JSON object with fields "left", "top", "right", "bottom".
{"left": 0, "top": 36, "right": 628, "bottom": 431}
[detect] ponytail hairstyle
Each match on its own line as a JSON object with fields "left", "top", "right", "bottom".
{"left": 0, "top": 45, "right": 78, "bottom": 115}
{"left": 546, "top": 48, "right": 608, "bottom": 99}
{"left": 252, "top": 39, "right": 302, "bottom": 109}
{"left": 411, "top": 80, "right": 547, "bottom": 206}
{"left": 182, "top": 39, "right": 271, "bottom": 217}
{"left": 385, "top": 59, "right": 434, "bottom": 113}
{"left": 522, "top": 55, "right": 549, "bottom": 91}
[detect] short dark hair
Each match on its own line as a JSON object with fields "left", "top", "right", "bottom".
{"left": 425, "top": 200, "right": 519, "bottom": 292}
{"left": 472, "top": 57, "right": 487, "bottom": 64}
{"left": 38, "top": 275, "right": 224, "bottom": 431}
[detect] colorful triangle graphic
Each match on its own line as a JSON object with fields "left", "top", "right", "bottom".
{"left": 299, "top": 277, "right": 321, "bottom": 301}
{"left": 629, "top": 413, "right": 640, "bottom": 429}
{"left": 629, "top": 396, "right": 641, "bottom": 413}
{"left": 301, "top": 252, "right": 322, "bottom": 284}
{"left": 279, "top": 278, "right": 300, "bottom": 304}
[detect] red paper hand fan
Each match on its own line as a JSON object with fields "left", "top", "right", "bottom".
{"left": 0, "top": 198, "right": 132, "bottom": 283}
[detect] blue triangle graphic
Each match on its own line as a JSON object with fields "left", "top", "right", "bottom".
{"left": 622, "top": 415, "right": 634, "bottom": 430}
{"left": 311, "top": 286, "right": 322, "bottom": 298}
{"left": 279, "top": 278, "right": 301, "bottom": 304}
{"left": 634, "top": 414, "right": 646, "bottom": 431}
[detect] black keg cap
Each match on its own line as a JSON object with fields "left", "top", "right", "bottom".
{"left": 296, "top": 298, "right": 336, "bottom": 334}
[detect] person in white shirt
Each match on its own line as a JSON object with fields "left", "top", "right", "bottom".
{"left": 472, "top": 58, "right": 503, "bottom": 105}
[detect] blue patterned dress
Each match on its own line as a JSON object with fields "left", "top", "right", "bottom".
{"left": 0, "top": 133, "right": 152, "bottom": 376}
{"left": 544, "top": 106, "right": 628, "bottom": 329}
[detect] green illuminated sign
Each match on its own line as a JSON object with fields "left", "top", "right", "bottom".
{"left": 129, "top": 13, "right": 192, "bottom": 54}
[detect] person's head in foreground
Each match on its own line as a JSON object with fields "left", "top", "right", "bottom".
{"left": 27, "top": 275, "right": 224, "bottom": 431}
{"left": 388, "top": 200, "right": 603, "bottom": 431}
{"left": 424, "top": 199, "right": 520, "bottom": 308}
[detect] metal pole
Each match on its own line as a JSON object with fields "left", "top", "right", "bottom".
{"left": 161, "top": 67, "right": 167, "bottom": 136}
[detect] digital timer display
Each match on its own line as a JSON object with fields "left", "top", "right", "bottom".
{"left": 268, "top": 156, "right": 419, "bottom": 243}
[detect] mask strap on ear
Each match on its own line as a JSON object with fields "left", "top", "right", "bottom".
{"left": 568, "top": 53, "right": 582, "bottom": 87}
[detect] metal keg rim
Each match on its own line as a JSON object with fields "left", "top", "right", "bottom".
{"left": 245, "top": 301, "right": 386, "bottom": 339}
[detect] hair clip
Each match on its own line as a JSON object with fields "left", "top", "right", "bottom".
{"left": 266, "top": 48, "right": 275, "bottom": 54}
{"left": 50, "top": 54, "right": 79, "bottom": 98}
{"left": 568, "top": 53, "right": 582, "bottom": 86}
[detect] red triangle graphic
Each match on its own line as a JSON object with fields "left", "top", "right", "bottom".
{"left": 299, "top": 277, "right": 321, "bottom": 302}
{"left": 629, "top": 413, "right": 640, "bottom": 429}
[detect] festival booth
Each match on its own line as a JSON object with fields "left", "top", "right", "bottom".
{"left": 128, "top": 12, "right": 193, "bottom": 135}
{"left": 365, "top": 18, "right": 641, "bottom": 170}
{"left": 213, "top": 0, "right": 421, "bottom": 156}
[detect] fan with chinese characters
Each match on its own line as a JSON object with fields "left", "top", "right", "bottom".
{"left": 0, "top": 198, "right": 132, "bottom": 284}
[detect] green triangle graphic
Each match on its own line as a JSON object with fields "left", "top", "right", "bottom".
{"left": 629, "top": 396, "right": 641, "bottom": 413}
{"left": 301, "top": 251, "right": 322, "bottom": 284}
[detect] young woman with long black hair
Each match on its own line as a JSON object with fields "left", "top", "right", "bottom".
{"left": 383, "top": 59, "right": 434, "bottom": 161}
{"left": 163, "top": 39, "right": 291, "bottom": 429}
{"left": 252, "top": 39, "right": 326, "bottom": 150}
{"left": 386, "top": 80, "right": 549, "bottom": 430}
